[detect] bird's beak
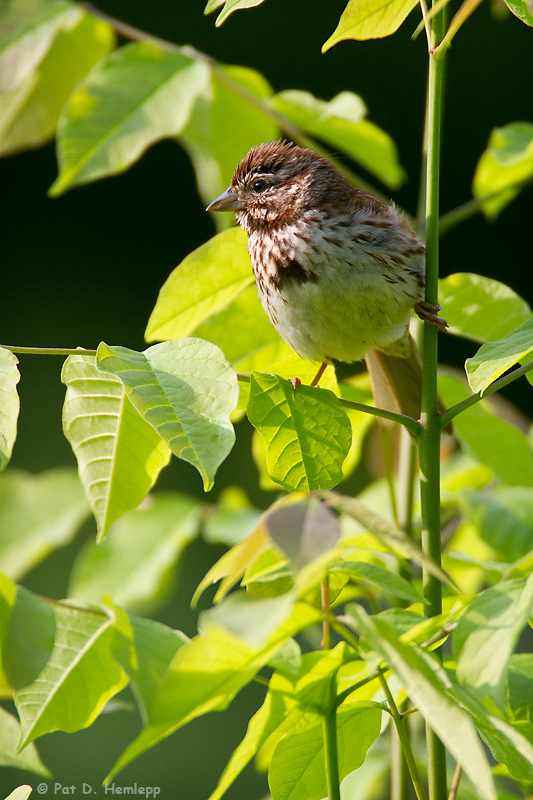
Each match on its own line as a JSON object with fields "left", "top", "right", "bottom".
{"left": 206, "top": 187, "right": 245, "bottom": 212}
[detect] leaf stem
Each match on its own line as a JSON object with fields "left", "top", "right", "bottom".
{"left": 0, "top": 345, "right": 97, "bottom": 356}
{"left": 439, "top": 177, "right": 533, "bottom": 235}
{"left": 438, "top": 358, "right": 533, "bottom": 429}
{"left": 236, "top": 373, "right": 422, "bottom": 434}
{"left": 448, "top": 763, "right": 462, "bottom": 800}
{"left": 379, "top": 674, "right": 428, "bottom": 800}
{"left": 323, "top": 674, "right": 341, "bottom": 800}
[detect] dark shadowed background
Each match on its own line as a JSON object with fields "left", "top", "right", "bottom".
{"left": 1, "top": 1, "right": 532, "bottom": 797}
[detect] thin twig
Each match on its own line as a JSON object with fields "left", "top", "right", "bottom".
{"left": 439, "top": 178, "right": 533, "bottom": 236}
{"left": 379, "top": 674, "right": 428, "bottom": 800}
{"left": 438, "top": 359, "right": 533, "bottom": 429}
{"left": 447, "top": 762, "right": 462, "bottom": 800}
{"left": 0, "top": 345, "right": 97, "bottom": 356}
{"left": 81, "top": 3, "right": 389, "bottom": 202}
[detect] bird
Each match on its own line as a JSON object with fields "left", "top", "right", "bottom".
{"left": 206, "top": 140, "right": 447, "bottom": 423}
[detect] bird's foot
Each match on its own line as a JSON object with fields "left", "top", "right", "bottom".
{"left": 415, "top": 301, "right": 448, "bottom": 331}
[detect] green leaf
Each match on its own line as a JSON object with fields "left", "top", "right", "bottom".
{"left": 180, "top": 64, "right": 277, "bottom": 228}
{"left": 3, "top": 587, "right": 56, "bottom": 691}
{"left": 473, "top": 122, "right": 533, "bottom": 219}
{"left": 438, "top": 374, "right": 533, "bottom": 487}
{"left": 0, "top": 349, "right": 20, "bottom": 473}
{"left": 323, "top": 0, "right": 419, "bottom": 48}
{"left": 204, "top": 0, "right": 267, "bottom": 26}
{"left": 145, "top": 227, "right": 253, "bottom": 343}
{"left": 0, "top": 468, "right": 89, "bottom": 580}
{"left": 268, "top": 702, "right": 382, "bottom": 800}
{"left": 454, "top": 577, "right": 533, "bottom": 709}
{"left": 247, "top": 372, "right": 352, "bottom": 492}
{"left": 62, "top": 354, "right": 171, "bottom": 541}
{"left": 438, "top": 273, "right": 532, "bottom": 344}
{"left": 508, "top": 654, "right": 533, "bottom": 723}
{"left": 112, "top": 613, "right": 188, "bottom": 725}
{"left": 459, "top": 486, "right": 533, "bottom": 564}
{"left": 501, "top": 0, "right": 533, "bottom": 24}
{"left": 0, "top": 706, "right": 50, "bottom": 776}
{"left": 270, "top": 90, "right": 405, "bottom": 189}
{"left": 332, "top": 561, "right": 423, "bottom": 603}
{"left": 69, "top": 493, "right": 203, "bottom": 613}
{"left": 50, "top": 41, "right": 210, "bottom": 195}
{"left": 4, "top": 788, "right": 33, "bottom": 800}
{"left": 465, "top": 317, "right": 533, "bottom": 395}
{"left": 14, "top": 602, "right": 128, "bottom": 747}
{"left": 208, "top": 646, "right": 356, "bottom": 800}
{"left": 324, "top": 490, "right": 457, "bottom": 590}
{"left": 106, "top": 602, "right": 321, "bottom": 780}
{"left": 0, "top": 0, "right": 80, "bottom": 93}
{"left": 97, "top": 339, "right": 238, "bottom": 491}
{"left": 0, "top": 12, "right": 115, "bottom": 158}
{"left": 348, "top": 605, "right": 497, "bottom": 800}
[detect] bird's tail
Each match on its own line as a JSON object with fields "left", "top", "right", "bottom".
{"left": 365, "top": 335, "right": 451, "bottom": 433}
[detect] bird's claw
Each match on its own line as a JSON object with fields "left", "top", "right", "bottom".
{"left": 415, "top": 301, "right": 448, "bottom": 332}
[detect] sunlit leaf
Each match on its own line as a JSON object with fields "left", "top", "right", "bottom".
{"left": 247, "top": 372, "right": 351, "bottom": 492}
{"left": 3, "top": 787, "right": 33, "bottom": 800}
{"left": 0, "top": 12, "right": 114, "bottom": 158}
{"left": 50, "top": 42, "right": 210, "bottom": 195}
{"left": 145, "top": 227, "right": 253, "bottom": 343}
{"left": 439, "top": 273, "right": 532, "bottom": 344}
{"left": 0, "top": 706, "right": 50, "bottom": 776}
{"left": 332, "top": 560, "right": 423, "bottom": 603}
{"left": 0, "top": 468, "right": 89, "bottom": 581}
{"left": 0, "top": 349, "right": 20, "bottom": 473}
{"left": 62, "top": 354, "right": 171, "bottom": 541}
{"left": 0, "top": 0, "right": 80, "bottom": 93}
{"left": 262, "top": 497, "right": 340, "bottom": 569}
{"left": 14, "top": 603, "right": 128, "bottom": 747}
{"left": 438, "top": 374, "right": 533, "bottom": 487}
{"left": 465, "top": 317, "right": 533, "bottom": 395}
{"left": 501, "top": 0, "right": 533, "bottom": 24}
{"left": 111, "top": 613, "right": 188, "bottom": 725}
{"left": 459, "top": 486, "right": 533, "bottom": 565}
{"left": 348, "top": 605, "right": 497, "bottom": 800}
{"left": 180, "top": 64, "right": 277, "bottom": 229}
{"left": 204, "top": 0, "right": 266, "bottom": 26}
{"left": 268, "top": 702, "right": 382, "bottom": 800}
{"left": 106, "top": 602, "right": 321, "bottom": 780}
{"left": 69, "top": 493, "right": 203, "bottom": 613}
{"left": 97, "top": 339, "right": 238, "bottom": 491}
{"left": 324, "top": 490, "right": 456, "bottom": 589}
{"left": 473, "top": 122, "right": 533, "bottom": 220}
{"left": 270, "top": 90, "right": 405, "bottom": 188}
{"left": 453, "top": 576, "right": 533, "bottom": 709}
{"left": 323, "top": 0, "right": 419, "bottom": 48}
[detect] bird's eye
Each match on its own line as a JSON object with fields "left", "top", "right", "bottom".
{"left": 252, "top": 178, "right": 267, "bottom": 192}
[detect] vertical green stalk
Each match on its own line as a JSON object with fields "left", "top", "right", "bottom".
{"left": 419, "top": 4, "right": 448, "bottom": 800}
{"left": 323, "top": 673, "right": 341, "bottom": 800}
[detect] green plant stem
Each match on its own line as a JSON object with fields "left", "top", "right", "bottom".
{"left": 391, "top": 699, "right": 411, "bottom": 800}
{"left": 448, "top": 762, "right": 462, "bottom": 800}
{"left": 0, "top": 345, "right": 97, "bottom": 356}
{"left": 323, "top": 674, "right": 341, "bottom": 800}
{"left": 439, "top": 178, "right": 533, "bottom": 235}
{"left": 419, "top": 4, "right": 448, "bottom": 800}
{"left": 439, "top": 358, "right": 533, "bottom": 428}
{"left": 321, "top": 576, "right": 332, "bottom": 650}
{"left": 379, "top": 674, "right": 427, "bottom": 800}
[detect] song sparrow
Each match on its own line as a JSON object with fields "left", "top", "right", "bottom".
{"left": 207, "top": 141, "right": 446, "bottom": 419}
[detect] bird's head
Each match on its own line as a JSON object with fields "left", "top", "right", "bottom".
{"left": 206, "top": 141, "right": 353, "bottom": 230}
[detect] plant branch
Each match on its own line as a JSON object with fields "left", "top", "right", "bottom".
{"left": 448, "top": 763, "right": 462, "bottom": 800}
{"left": 81, "top": 3, "right": 389, "bottom": 203}
{"left": 379, "top": 674, "right": 428, "bottom": 800}
{"left": 438, "top": 359, "right": 533, "bottom": 429}
{"left": 0, "top": 345, "right": 97, "bottom": 356}
{"left": 323, "top": 674, "right": 341, "bottom": 800}
{"left": 439, "top": 177, "right": 533, "bottom": 235}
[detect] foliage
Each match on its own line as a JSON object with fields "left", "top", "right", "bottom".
{"left": 1, "top": 2, "right": 533, "bottom": 800}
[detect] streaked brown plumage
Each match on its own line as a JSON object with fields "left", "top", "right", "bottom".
{"left": 207, "top": 140, "right": 446, "bottom": 419}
